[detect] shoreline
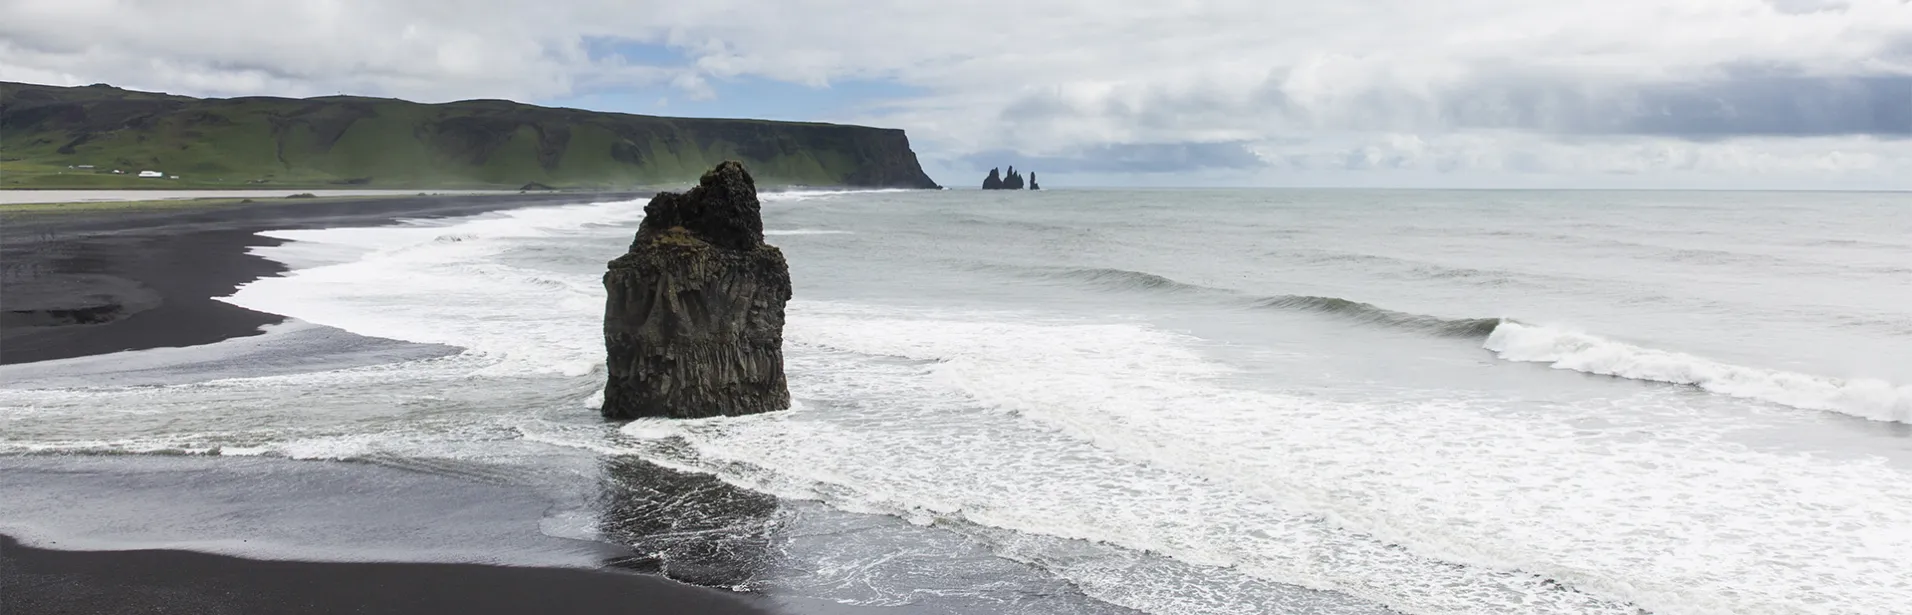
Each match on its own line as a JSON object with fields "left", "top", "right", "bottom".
{"left": 1, "top": 535, "right": 773, "bottom": 615}
{"left": 0, "top": 188, "right": 515, "bottom": 206}
{"left": 0, "top": 191, "right": 650, "bottom": 365}
{"left": 0, "top": 454, "right": 779, "bottom": 615}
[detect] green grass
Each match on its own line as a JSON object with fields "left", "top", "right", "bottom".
{"left": 2, "top": 82, "right": 939, "bottom": 191}
{"left": 0, "top": 197, "right": 248, "bottom": 214}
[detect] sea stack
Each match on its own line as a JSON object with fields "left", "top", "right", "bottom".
{"left": 981, "top": 166, "right": 1034, "bottom": 190}
{"left": 601, "top": 161, "right": 792, "bottom": 420}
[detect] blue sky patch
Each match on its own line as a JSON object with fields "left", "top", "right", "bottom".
{"left": 552, "top": 36, "right": 925, "bottom": 123}
{"left": 546, "top": 76, "right": 924, "bottom": 122}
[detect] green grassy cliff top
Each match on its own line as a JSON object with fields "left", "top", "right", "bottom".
{"left": 1, "top": 81, "right": 941, "bottom": 191}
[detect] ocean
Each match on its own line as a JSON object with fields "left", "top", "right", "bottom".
{"left": 3, "top": 188, "right": 1909, "bottom": 615}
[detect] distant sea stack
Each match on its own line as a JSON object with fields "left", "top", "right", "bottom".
{"left": 980, "top": 166, "right": 1036, "bottom": 190}
{"left": 601, "top": 161, "right": 792, "bottom": 420}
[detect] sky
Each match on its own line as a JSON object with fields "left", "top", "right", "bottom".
{"left": 2, "top": 0, "right": 1909, "bottom": 189}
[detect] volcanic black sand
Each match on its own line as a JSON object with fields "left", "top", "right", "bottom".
{"left": 0, "top": 191, "right": 793, "bottom": 615}
{"left": 0, "top": 192, "right": 649, "bottom": 364}
{"left": 0, "top": 535, "right": 776, "bottom": 615}
{"left": 0, "top": 456, "right": 779, "bottom": 615}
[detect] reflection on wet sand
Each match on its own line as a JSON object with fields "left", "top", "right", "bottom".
{"left": 595, "top": 455, "right": 785, "bottom": 589}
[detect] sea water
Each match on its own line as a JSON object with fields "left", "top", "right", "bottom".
{"left": 2, "top": 188, "right": 1909, "bottom": 615}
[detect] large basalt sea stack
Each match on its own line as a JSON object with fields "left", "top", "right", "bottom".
{"left": 602, "top": 161, "right": 792, "bottom": 420}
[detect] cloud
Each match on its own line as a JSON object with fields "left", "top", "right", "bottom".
{"left": 961, "top": 142, "right": 1267, "bottom": 174}
{"left": 2, "top": 0, "right": 1909, "bottom": 186}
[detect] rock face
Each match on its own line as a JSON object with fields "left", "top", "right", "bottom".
{"left": 602, "top": 161, "right": 792, "bottom": 420}
{"left": 980, "top": 165, "right": 1034, "bottom": 190}
{"left": 982, "top": 167, "right": 1004, "bottom": 190}
{"left": 1029, "top": 172, "right": 1040, "bottom": 190}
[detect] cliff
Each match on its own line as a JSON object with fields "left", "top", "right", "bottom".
{"left": 0, "top": 81, "right": 941, "bottom": 190}
{"left": 601, "top": 161, "right": 792, "bottom": 420}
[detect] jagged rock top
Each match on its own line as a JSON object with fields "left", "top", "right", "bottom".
{"left": 634, "top": 160, "right": 766, "bottom": 251}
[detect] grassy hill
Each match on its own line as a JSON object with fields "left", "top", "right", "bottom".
{"left": 0, "top": 82, "right": 942, "bottom": 190}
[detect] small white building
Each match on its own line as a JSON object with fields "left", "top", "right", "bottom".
{"left": 138, "top": 170, "right": 163, "bottom": 178}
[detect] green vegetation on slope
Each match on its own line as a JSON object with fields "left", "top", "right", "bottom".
{"left": 0, "top": 82, "right": 942, "bottom": 190}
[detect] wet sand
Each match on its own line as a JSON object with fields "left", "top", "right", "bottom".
{"left": 1, "top": 535, "right": 775, "bottom": 615}
{"left": 0, "top": 190, "right": 937, "bottom": 615}
{"left": 0, "top": 192, "right": 648, "bottom": 364}
{"left": 0, "top": 189, "right": 511, "bottom": 205}
{"left": 0, "top": 455, "right": 777, "bottom": 615}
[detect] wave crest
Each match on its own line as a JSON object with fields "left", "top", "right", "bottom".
{"left": 1040, "top": 267, "right": 1208, "bottom": 293}
{"left": 1485, "top": 321, "right": 1911, "bottom": 424}
{"left": 1033, "top": 266, "right": 1504, "bottom": 338}
{"left": 1252, "top": 295, "right": 1505, "bottom": 338}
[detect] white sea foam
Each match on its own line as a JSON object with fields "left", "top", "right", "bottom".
{"left": 190, "top": 197, "right": 1912, "bottom": 614}
{"left": 13, "top": 191, "right": 1909, "bottom": 615}
{"left": 611, "top": 301, "right": 1912, "bottom": 615}
{"left": 219, "top": 199, "right": 638, "bottom": 376}
{"left": 1485, "top": 321, "right": 1912, "bottom": 424}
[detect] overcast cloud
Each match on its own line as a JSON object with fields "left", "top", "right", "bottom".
{"left": 2, "top": 0, "right": 1908, "bottom": 187}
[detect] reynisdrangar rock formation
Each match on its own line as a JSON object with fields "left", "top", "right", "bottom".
{"left": 983, "top": 167, "right": 1004, "bottom": 190}
{"left": 601, "top": 161, "right": 792, "bottom": 420}
{"left": 981, "top": 166, "right": 1034, "bottom": 190}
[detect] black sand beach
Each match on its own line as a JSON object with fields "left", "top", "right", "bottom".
{"left": 1, "top": 535, "right": 773, "bottom": 615}
{"left": 0, "top": 192, "right": 648, "bottom": 364}
{"left": 0, "top": 456, "right": 780, "bottom": 615}
{"left": 0, "top": 191, "right": 797, "bottom": 615}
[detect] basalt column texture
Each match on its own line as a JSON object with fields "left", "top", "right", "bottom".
{"left": 602, "top": 161, "right": 792, "bottom": 420}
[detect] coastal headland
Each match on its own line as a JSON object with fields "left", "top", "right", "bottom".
{"left": 1, "top": 81, "right": 942, "bottom": 191}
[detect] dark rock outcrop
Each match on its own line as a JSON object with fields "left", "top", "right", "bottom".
{"left": 982, "top": 167, "right": 1004, "bottom": 190}
{"left": 1029, "top": 172, "right": 1040, "bottom": 190}
{"left": 980, "top": 165, "right": 1035, "bottom": 190}
{"left": 602, "top": 161, "right": 792, "bottom": 420}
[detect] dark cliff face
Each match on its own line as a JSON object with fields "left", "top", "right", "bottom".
{"left": 0, "top": 81, "right": 942, "bottom": 190}
{"left": 834, "top": 127, "right": 941, "bottom": 189}
{"left": 602, "top": 161, "right": 793, "bottom": 420}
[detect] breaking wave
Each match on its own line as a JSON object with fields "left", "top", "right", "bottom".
{"left": 1485, "top": 321, "right": 1911, "bottom": 424}
{"left": 1033, "top": 267, "right": 1211, "bottom": 294}
{"left": 1029, "top": 266, "right": 1909, "bottom": 422}
{"left": 1029, "top": 266, "right": 1504, "bottom": 338}
{"left": 1250, "top": 295, "right": 1505, "bottom": 339}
